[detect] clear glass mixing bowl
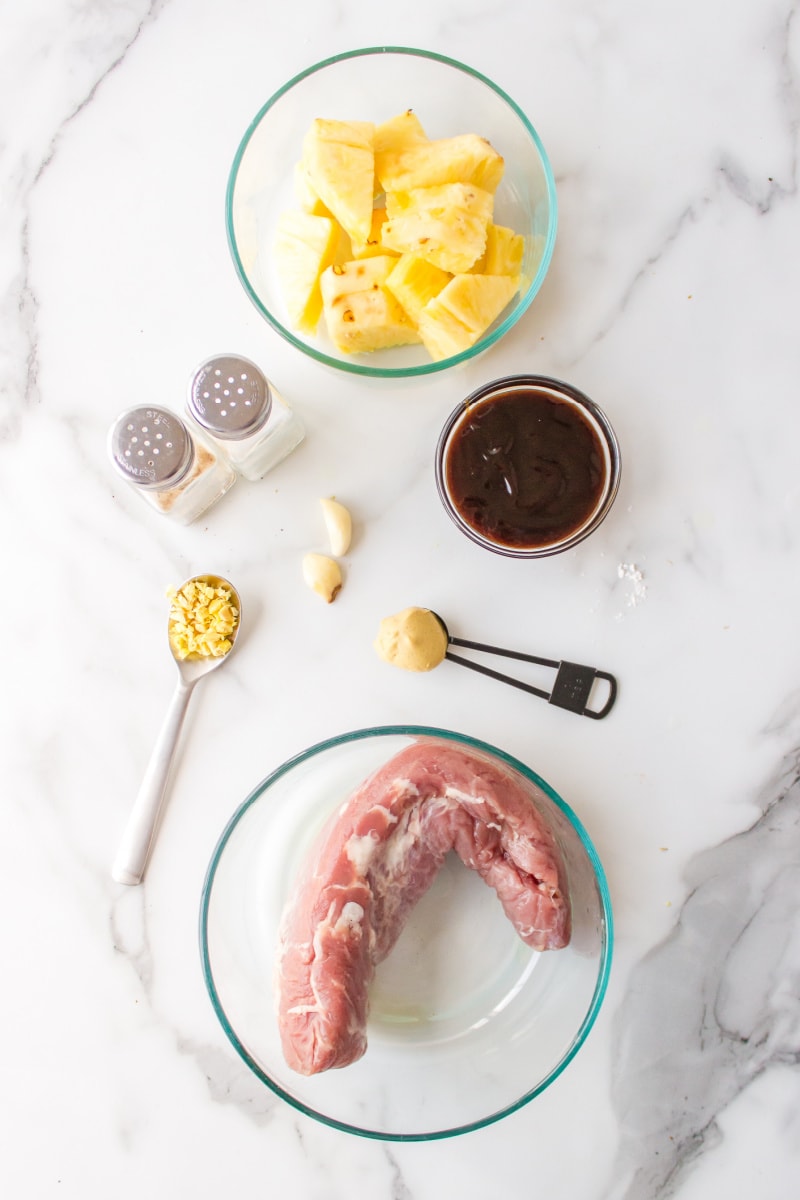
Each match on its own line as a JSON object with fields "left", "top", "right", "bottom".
{"left": 200, "top": 725, "right": 612, "bottom": 1140}
{"left": 226, "top": 47, "right": 557, "bottom": 378}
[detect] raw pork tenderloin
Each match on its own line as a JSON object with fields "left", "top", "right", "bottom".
{"left": 276, "top": 740, "right": 571, "bottom": 1075}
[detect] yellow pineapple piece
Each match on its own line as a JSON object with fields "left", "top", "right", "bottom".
{"left": 326, "top": 289, "right": 420, "bottom": 353}
{"left": 321, "top": 256, "right": 397, "bottom": 302}
{"left": 472, "top": 223, "right": 525, "bottom": 276}
{"left": 383, "top": 183, "right": 494, "bottom": 276}
{"left": 293, "top": 162, "right": 332, "bottom": 217}
{"left": 381, "top": 208, "right": 489, "bottom": 274}
{"left": 273, "top": 210, "right": 340, "bottom": 335}
{"left": 302, "top": 119, "right": 375, "bottom": 246}
{"left": 385, "top": 254, "right": 452, "bottom": 326}
{"left": 374, "top": 111, "right": 428, "bottom": 186}
{"left": 374, "top": 110, "right": 428, "bottom": 155}
{"left": 385, "top": 182, "right": 494, "bottom": 226}
{"left": 417, "top": 273, "right": 519, "bottom": 360}
{"left": 376, "top": 133, "right": 504, "bottom": 194}
{"left": 350, "top": 207, "right": 398, "bottom": 260}
{"left": 320, "top": 256, "right": 420, "bottom": 353}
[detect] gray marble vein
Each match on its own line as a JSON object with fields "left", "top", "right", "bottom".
{"left": 607, "top": 743, "right": 800, "bottom": 1199}
{"left": 1, "top": 0, "right": 171, "bottom": 440}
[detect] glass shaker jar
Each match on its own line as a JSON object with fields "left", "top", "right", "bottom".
{"left": 108, "top": 405, "right": 236, "bottom": 525}
{"left": 185, "top": 354, "right": 305, "bottom": 482}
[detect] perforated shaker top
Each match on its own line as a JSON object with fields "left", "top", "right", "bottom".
{"left": 187, "top": 354, "right": 272, "bottom": 441}
{"left": 110, "top": 407, "right": 193, "bottom": 489}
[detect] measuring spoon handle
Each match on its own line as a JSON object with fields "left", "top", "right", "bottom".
{"left": 111, "top": 676, "right": 195, "bottom": 885}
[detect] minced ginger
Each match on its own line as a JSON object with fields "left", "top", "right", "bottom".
{"left": 167, "top": 579, "right": 239, "bottom": 660}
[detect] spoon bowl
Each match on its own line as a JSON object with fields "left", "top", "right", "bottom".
{"left": 169, "top": 574, "right": 242, "bottom": 679}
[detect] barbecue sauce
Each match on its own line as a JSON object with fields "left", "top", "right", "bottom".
{"left": 444, "top": 387, "right": 607, "bottom": 549}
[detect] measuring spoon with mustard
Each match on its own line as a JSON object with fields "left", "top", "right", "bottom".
{"left": 374, "top": 606, "right": 617, "bottom": 720}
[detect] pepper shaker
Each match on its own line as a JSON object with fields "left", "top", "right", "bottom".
{"left": 186, "top": 354, "right": 304, "bottom": 482}
{"left": 108, "top": 405, "right": 236, "bottom": 525}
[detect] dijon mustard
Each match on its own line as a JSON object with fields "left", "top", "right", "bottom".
{"left": 374, "top": 607, "right": 448, "bottom": 672}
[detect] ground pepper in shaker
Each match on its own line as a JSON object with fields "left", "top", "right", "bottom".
{"left": 108, "top": 405, "right": 236, "bottom": 525}
{"left": 186, "top": 354, "right": 305, "bottom": 481}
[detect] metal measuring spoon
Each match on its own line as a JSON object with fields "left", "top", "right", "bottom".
{"left": 430, "top": 610, "right": 618, "bottom": 720}
{"left": 112, "top": 575, "right": 241, "bottom": 886}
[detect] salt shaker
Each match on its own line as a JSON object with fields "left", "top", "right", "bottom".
{"left": 108, "top": 405, "right": 236, "bottom": 525}
{"left": 185, "top": 354, "right": 305, "bottom": 482}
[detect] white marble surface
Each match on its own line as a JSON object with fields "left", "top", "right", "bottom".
{"left": 3, "top": 1, "right": 800, "bottom": 1196}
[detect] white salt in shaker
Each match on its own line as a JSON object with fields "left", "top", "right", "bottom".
{"left": 186, "top": 354, "right": 305, "bottom": 482}
{"left": 108, "top": 405, "right": 236, "bottom": 525}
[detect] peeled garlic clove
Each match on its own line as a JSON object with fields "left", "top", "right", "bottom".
{"left": 320, "top": 497, "right": 352, "bottom": 557}
{"left": 303, "top": 553, "right": 343, "bottom": 603}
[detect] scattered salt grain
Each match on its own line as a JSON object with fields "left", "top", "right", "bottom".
{"left": 617, "top": 561, "right": 648, "bottom": 607}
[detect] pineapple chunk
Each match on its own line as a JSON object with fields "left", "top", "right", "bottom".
{"left": 381, "top": 184, "right": 494, "bottom": 274}
{"left": 293, "top": 162, "right": 332, "bottom": 217}
{"left": 385, "top": 182, "right": 494, "bottom": 226}
{"left": 374, "top": 110, "right": 428, "bottom": 155}
{"left": 376, "top": 133, "right": 504, "bottom": 194}
{"left": 417, "top": 274, "right": 519, "bottom": 360}
{"left": 374, "top": 111, "right": 429, "bottom": 184}
{"left": 350, "top": 207, "right": 398, "bottom": 260}
{"left": 381, "top": 208, "right": 489, "bottom": 274}
{"left": 320, "top": 256, "right": 420, "bottom": 353}
{"left": 472, "top": 223, "right": 525, "bottom": 276}
{"left": 321, "top": 256, "right": 398, "bottom": 301}
{"left": 273, "top": 210, "right": 340, "bottom": 335}
{"left": 302, "top": 119, "right": 375, "bottom": 246}
{"left": 325, "top": 289, "right": 421, "bottom": 353}
{"left": 385, "top": 254, "right": 452, "bottom": 326}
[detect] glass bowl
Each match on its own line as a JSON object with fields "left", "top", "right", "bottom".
{"left": 199, "top": 726, "right": 612, "bottom": 1140}
{"left": 435, "top": 375, "right": 622, "bottom": 558}
{"left": 226, "top": 47, "right": 557, "bottom": 378}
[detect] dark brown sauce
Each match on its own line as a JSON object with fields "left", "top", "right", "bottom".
{"left": 445, "top": 387, "right": 607, "bottom": 549}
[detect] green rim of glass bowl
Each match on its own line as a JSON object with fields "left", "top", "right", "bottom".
{"left": 199, "top": 724, "right": 613, "bottom": 1142}
{"left": 224, "top": 46, "right": 558, "bottom": 378}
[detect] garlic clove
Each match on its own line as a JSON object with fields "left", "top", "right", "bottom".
{"left": 320, "top": 497, "right": 352, "bottom": 557}
{"left": 303, "top": 553, "right": 343, "bottom": 603}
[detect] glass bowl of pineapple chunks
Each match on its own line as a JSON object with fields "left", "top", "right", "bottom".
{"left": 226, "top": 47, "right": 557, "bottom": 377}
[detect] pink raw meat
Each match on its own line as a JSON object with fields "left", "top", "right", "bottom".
{"left": 276, "top": 739, "right": 571, "bottom": 1075}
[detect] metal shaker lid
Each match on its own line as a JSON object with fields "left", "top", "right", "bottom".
{"left": 187, "top": 354, "right": 271, "bottom": 441}
{"left": 109, "top": 407, "right": 193, "bottom": 490}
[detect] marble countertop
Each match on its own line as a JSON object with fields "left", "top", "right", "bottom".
{"left": 4, "top": 1, "right": 800, "bottom": 1197}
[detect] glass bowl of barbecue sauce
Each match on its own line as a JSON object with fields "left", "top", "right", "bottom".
{"left": 435, "top": 375, "right": 621, "bottom": 558}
